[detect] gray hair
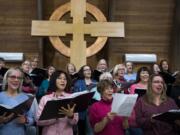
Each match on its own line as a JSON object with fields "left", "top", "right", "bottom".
{"left": 2, "top": 67, "right": 24, "bottom": 93}
{"left": 99, "top": 72, "right": 113, "bottom": 81}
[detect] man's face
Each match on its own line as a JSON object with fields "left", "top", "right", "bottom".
{"left": 126, "top": 62, "right": 133, "bottom": 73}
{"left": 97, "top": 60, "right": 107, "bottom": 72}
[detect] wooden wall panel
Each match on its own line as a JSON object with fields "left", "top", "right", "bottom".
{"left": 0, "top": 0, "right": 176, "bottom": 71}
{"left": 108, "top": 0, "right": 175, "bottom": 68}
{"left": 0, "top": 0, "right": 38, "bottom": 67}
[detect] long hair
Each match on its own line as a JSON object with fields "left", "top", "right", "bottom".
{"left": 66, "top": 63, "right": 76, "bottom": 74}
{"left": 145, "top": 74, "right": 167, "bottom": 104}
{"left": 2, "top": 67, "right": 24, "bottom": 93}
{"left": 159, "top": 59, "right": 171, "bottom": 73}
{"left": 48, "top": 70, "right": 71, "bottom": 93}
{"left": 78, "top": 65, "right": 93, "bottom": 79}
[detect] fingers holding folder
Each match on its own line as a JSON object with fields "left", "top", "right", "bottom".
{"left": 0, "top": 112, "right": 15, "bottom": 124}
{"left": 59, "top": 104, "right": 76, "bottom": 118}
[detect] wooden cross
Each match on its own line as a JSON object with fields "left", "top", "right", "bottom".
{"left": 31, "top": 0, "right": 124, "bottom": 69}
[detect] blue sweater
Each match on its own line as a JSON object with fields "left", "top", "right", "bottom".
{"left": 0, "top": 92, "right": 37, "bottom": 135}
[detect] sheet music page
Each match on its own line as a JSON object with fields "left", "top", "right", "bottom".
{"left": 111, "top": 93, "right": 138, "bottom": 117}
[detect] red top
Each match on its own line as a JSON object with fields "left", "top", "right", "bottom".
{"left": 89, "top": 99, "right": 125, "bottom": 135}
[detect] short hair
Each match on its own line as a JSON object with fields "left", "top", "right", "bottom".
{"left": 48, "top": 70, "right": 71, "bottom": 93}
{"left": 113, "top": 64, "right": 125, "bottom": 77}
{"left": 125, "top": 61, "right": 133, "bottom": 66}
{"left": 2, "top": 67, "right": 24, "bottom": 92}
{"left": 97, "top": 79, "right": 113, "bottom": 95}
{"left": 99, "top": 72, "right": 113, "bottom": 81}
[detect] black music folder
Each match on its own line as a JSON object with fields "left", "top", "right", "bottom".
{"left": 135, "top": 89, "right": 146, "bottom": 97}
{"left": 0, "top": 67, "right": 8, "bottom": 77}
{"left": 113, "top": 81, "right": 133, "bottom": 90}
{"left": 0, "top": 96, "right": 34, "bottom": 123}
{"left": 30, "top": 68, "right": 47, "bottom": 86}
{"left": 39, "top": 91, "right": 95, "bottom": 120}
{"left": 93, "top": 70, "right": 102, "bottom": 82}
{"left": 70, "top": 72, "right": 79, "bottom": 83}
{"left": 152, "top": 109, "right": 180, "bottom": 123}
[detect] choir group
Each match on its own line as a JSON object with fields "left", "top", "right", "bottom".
{"left": 0, "top": 57, "right": 180, "bottom": 135}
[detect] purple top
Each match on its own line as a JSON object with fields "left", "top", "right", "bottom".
{"left": 89, "top": 99, "right": 124, "bottom": 135}
{"left": 135, "top": 96, "right": 179, "bottom": 135}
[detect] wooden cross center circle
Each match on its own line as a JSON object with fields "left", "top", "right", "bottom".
{"left": 49, "top": 2, "right": 107, "bottom": 57}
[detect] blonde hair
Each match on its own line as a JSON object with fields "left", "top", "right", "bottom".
{"left": 112, "top": 64, "right": 125, "bottom": 77}
{"left": 2, "top": 67, "right": 24, "bottom": 93}
{"left": 146, "top": 74, "right": 167, "bottom": 104}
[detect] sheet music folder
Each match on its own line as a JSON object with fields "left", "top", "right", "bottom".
{"left": 135, "top": 89, "right": 146, "bottom": 97}
{"left": 0, "top": 96, "right": 34, "bottom": 123}
{"left": 39, "top": 91, "right": 95, "bottom": 120}
{"left": 152, "top": 109, "right": 180, "bottom": 123}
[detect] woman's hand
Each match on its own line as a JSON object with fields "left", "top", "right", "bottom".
{"left": 0, "top": 112, "right": 14, "bottom": 124}
{"left": 16, "top": 114, "right": 27, "bottom": 124}
{"left": 59, "top": 104, "right": 76, "bottom": 118}
{"left": 106, "top": 112, "right": 117, "bottom": 121}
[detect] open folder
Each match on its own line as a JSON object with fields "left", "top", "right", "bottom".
{"left": 39, "top": 91, "right": 95, "bottom": 120}
{"left": 0, "top": 96, "right": 34, "bottom": 123}
{"left": 111, "top": 93, "right": 138, "bottom": 117}
{"left": 152, "top": 109, "right": 180, "bottom": 123}
{"left": 135, "top": 89, "right": 146, "bottom": 98}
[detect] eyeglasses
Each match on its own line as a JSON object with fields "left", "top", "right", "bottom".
{"left": 8, "top": 75, "right": 23, "bottom": 81}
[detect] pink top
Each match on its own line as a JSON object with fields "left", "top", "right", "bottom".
{"left": 129, "top": 83, "right": 147, "bottom": 127}
{"left": 89, "top": 99, "right": 124, "bottom": 135}
{"left": 36, "top": 92, "right": 78, "bottom": 135}
{"left": 129, "top": 83, "right": 147, "bottom": 94}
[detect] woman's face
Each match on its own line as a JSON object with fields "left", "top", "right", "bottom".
{"left": 56, "top": 73, "right": 67, "bottom": 91}
{"left": 22, "top": 60, "right": 31, "bottom": 73}
{"left": 31, "top": 58, "right": 39, "bottom": 69}
{"left": 83, "top": 66, "right": 91, "bottom": 78}
{"left": 97, "top": 60, "right": 107, "bottom": 72}
{"left": 67, "top": 64, "right": 76, "bottom": 74}
{"left": 162, "top": 61, "right": 169, "bottom": 71}
{"left": 102, "top": 85, "right": 113, "bottom": 101}
{"left": 7, "top": 70, "right": 23, "bottom": 91}
{"left": 140, "top": 70, "right": 149, "bottom": 83}
{"left": 152, "top": 76, "right": 164, "bottom": 95}
{"left": 117, "top": 66, "right": 125, "bottom": 78}
{"left": 48, "top": 66, "right": 55, "bottom": 77}
{"left": 153, "top": 64, "right": 160, "bottom": 74}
